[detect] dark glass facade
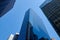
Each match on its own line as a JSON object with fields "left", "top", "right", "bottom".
{"left": 18, "top": 9, "right": 39, "bottom": 40}
{"left": 0, "top": 0, "right": 15, "bottom": 17}
{"left": 18, "top": 9, "right": 30, "bottom": 40}
{"left": 39, "top": 37, "right": 48, "bottom": 40}
{"left": 41, "top": 0, "right": 60, "bottom": 36}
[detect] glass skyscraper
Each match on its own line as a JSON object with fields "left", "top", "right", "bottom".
{"left": 17, "top": 9, "right": 50, "bottom": 40}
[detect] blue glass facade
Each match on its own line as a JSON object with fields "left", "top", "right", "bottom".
{"left": 18, "top": 9, "right": 50, "bottom": 40}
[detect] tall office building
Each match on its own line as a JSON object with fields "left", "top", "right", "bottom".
{"left": 17, "top": 8, "right": 51, "bottom": 40}
{"left": 0, "top": 0, "right": 15, "bottom": 17}
{"left": 18, "top": 9, "right": 38, "bottom": 40}
{"left": 41, "top": 0, "right": 60, "bottom": 36}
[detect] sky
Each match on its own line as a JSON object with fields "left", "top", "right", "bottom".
{"left": 0, "top": 0, "right": 60, "bottom": 40}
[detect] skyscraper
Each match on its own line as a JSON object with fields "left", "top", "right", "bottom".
{"left": 41, "top": 0, "right": 60, "bottom": 36}
{"left": 18, "top": 9, "right": 39, "bottom": 40}
{"left": 0, "top": 0, "right": 15, "bottom": 17}
{"left": 17, "top": 8, "right": 51, "bottom": 40}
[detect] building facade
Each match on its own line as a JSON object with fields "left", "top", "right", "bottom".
{"left": 0, "top": 0, "right": 15, "bottom": 17}
{"left": 41, "top": 0, "right": 60, "bottom": 37}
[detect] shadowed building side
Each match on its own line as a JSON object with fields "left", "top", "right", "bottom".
{"left": 18, "top": 9, "right": 39, "bottom": 40}
{"left": 18, "top": 9, "right": 30, "bottom": 40}
{"left": 0, "top": 0, "right": 15, "bottom": 17}
{"left": 40, "top": 0, "right": 60, "bottom": 37}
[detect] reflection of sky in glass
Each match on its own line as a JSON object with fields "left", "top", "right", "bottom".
{"left": 0, "top": 0, "right": 60, "bottom": 40}
{"left": 29, "top": 9, "right": 50, "bottom": 39}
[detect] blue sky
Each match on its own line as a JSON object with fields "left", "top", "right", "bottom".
{"left": 0, "top": 0, "right": 60, "bottom": 40}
